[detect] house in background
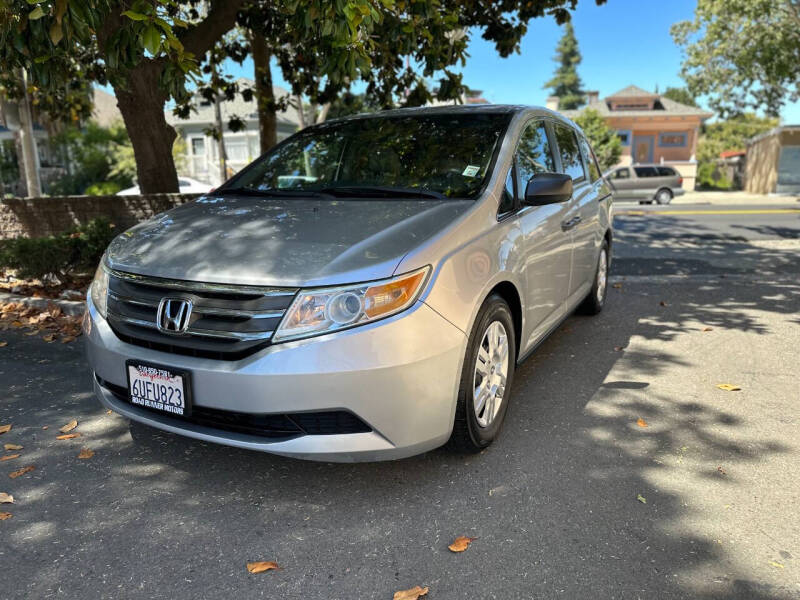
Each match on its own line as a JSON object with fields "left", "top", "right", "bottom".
{"left": 167, "top": 78, "right": 302, "bottom": 186}
{"left": 745, "top": 125, "right": 800, "bottom": 195}
{"left": 557, "top": 85, "right": 713, "bottom": 190}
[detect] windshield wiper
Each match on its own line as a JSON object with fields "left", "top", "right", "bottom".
{"left": 317, "top": 185, "right": 447, "bottom": 200}
{"left": 212, "top": 187, "right": 335, "bottom": 199}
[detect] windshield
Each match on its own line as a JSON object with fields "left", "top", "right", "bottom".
{"left": 220, "top": 112, "right": 511, "bottom": 199}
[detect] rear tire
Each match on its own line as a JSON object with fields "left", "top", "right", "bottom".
{"left": 655, "top": 188, "right": 673, "bottom": 205}
{"left": 577, "top": 240, "right": 609, "bottom": 315}
{"left": 448, "top": 294, "right": 516, "bottom": 453}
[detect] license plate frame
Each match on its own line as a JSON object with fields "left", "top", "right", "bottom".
{"left": 125, "top": 360, "right": 193, "bottom": 417}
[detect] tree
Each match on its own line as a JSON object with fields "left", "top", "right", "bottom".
{"left": 671, "top": 0, "right": 800, "bottom": 117}
{"left": 661, "top": 86, "right": 697, "bottom": 107}
{"left": 544, "top": 21, "right": 584, "bottom": 110}
{"left": 573, "top": 109, "right": 621, "bottom": 170}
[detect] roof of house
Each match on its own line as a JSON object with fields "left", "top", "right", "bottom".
{"left": 720, "top": 150, "right": 745, "bottom": 159}
{"left": 166, "top": 79, "right": 302, "bottom": 128}
{"left": 747, "top": 124, "right": 800, "bottom": 146}
{"left": 561, "top": 85, "right": 713, "bottom": 119}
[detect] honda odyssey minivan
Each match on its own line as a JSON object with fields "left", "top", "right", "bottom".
{"left": 85, "top": 105, "right": 613, "bottom": 462}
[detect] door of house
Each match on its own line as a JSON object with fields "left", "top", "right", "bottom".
{"left": 632, "top": 135, "right": 654, "bottom": 163}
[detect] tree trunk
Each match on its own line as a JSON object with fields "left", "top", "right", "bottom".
{"left": 113, "top": 62, "right": 179, "bottom": 194}
{"left": 250, "top": 33, "right": 277, "bottom": 153}
{"left": 316, "top": 102, "right": 332, "bottom": 124}
{"left": 294, "top": 95, "right": 307, "bottom": 129}
{"left": 17, "top": 69, "right": 41, "bottom": 197}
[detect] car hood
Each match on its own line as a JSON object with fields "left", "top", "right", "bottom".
{"left": 106, "top": 195, "right": 473, "bottom": 287}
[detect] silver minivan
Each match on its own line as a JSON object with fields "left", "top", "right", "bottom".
{"left": 606, "top": 164, "right": 685, "bottom": 204}
{"left": 85, "top": 105, "right": 613, "bottom": 462}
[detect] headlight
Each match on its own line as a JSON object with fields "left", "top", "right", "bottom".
{"left": 90, "top": 261, "right": 110, "bottom": 318}
{"left": 273, "top": 266, "right": 430, "bottom": 342}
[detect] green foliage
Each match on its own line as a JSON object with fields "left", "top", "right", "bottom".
{"left": 574, "top": 109, "right": 621, "bottom": 171}
{"left": 662, "top": 86, "right": 696, "bottom": 107}
{"left": 49, "top": 121, "right": 134, "bottom": 195}
{"left": 84, "top": 181, "right": 123, "bottom": 196}
{"left": 326, "top": 92, "right": 382, "bottom": 119}
{"left": 672, "top": 0, "right": 800, "bottom": 117}
{"left": 696, "top": 161, "right": 732, "bottom": 191}
{"left": 544, "top": 21, "right": 584, "bottom": 110}
{"left": 0, "top": 218, "right": 117, "bottom": 280}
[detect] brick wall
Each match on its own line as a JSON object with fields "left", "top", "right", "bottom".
{"left": 0, "top": 193, "right": 200, "bottom": 239}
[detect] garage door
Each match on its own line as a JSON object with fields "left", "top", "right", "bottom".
{"left": 777, "top": 146, "right": 800, "bottom": 193}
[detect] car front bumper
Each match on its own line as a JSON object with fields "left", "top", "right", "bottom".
{"left": 85, "top": 295, "right": 467, "bottom": 462}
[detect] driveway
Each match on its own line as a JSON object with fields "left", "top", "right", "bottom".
{"left": 1, "top": 205, "right": 798, "bottom": 599}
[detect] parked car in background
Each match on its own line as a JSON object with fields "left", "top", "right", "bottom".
{"left": 117, "top": 177, "right": 213, "bottom": 196}
{"left": 605, "top": 164, "right": 684, "bottom": 204}
{"left": 85, "top": 105, "right": 613, "bottom": 462}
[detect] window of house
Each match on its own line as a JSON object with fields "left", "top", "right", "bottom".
{"left": 553, "top": 123, "right": 586, "bottom": 181}
{"left": 614, "top": 168, "right": 630, "bottom": 179}
{"left": 577, "top": 135, "right": 601, "bottom": 182}
{"left": 659, "top": 132, "right": 688, "bottom": 147}
{"left": 224, "top": 138, "right": 249, "bottom": 162}
{"left": 614, "top": 103, "right": 650, "bottom": 110}
{"left": 191, "top": 137, "right": 205, "bottom": 156}
{"left": 617, "top": 130, "right": 631, "bottom": 146}
{"left": 515, "top": 120, "right": 555, "bottom": 192}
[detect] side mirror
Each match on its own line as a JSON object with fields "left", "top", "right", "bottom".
{"left": 524, "top": 173, "right": 573, "bottom": 206}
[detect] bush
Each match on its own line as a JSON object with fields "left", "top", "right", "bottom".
{"left": 85, "top": 181, "right": 123, "bottom": 196}
{"left": 0, "top": 218, "right": 117, "bottom": 281}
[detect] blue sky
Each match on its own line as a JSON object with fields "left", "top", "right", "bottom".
{"left": 221, "top": 0, "right": 799, "bottom": 124}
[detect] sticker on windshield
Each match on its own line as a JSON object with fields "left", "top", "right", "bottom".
{"left": 462, "top": 165, "right": 481, "bottom": 177}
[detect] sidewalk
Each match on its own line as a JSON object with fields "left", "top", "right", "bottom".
{"left": 673, "top": 190, "right": 800, "bottom": 205}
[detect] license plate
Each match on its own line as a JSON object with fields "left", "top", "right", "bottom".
{"left": 126, "top": 361, "right": 191, "bottom": 417}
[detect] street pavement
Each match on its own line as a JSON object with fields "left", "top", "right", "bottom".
{"left": 1, "top": 203, "right": 799, "bottom": 599}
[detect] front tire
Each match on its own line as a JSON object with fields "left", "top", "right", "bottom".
{"left": 448, "top": 294, "right": 516, "bottom": 453}
{"left": 578, "top": 240, "right": 609, "bottom": 315}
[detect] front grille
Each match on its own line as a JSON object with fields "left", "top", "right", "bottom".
{"left": 99, "top": 378, "right": 372, "bottom": 439}
{"left": 106, "top": 269, "right": 297, "bottom": 360}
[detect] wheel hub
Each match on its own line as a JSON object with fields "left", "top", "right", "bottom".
{"left": 473, "top": 321, "right": 510, "bottom": 428}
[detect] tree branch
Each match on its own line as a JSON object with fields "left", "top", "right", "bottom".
{"left": 178, "top": 0, "right": 249, "bottom": 58}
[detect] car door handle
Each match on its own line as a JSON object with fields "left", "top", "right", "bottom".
{"left": 561, "top": 216, "right": 581, "bottom": 231}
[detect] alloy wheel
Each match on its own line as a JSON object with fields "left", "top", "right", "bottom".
{"left": 473, "top": 321, "right": 510, "bottom": 428}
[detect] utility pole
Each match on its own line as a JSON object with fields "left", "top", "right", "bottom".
{"left": 16, "top": 69, "right": 41, "bottom": 197}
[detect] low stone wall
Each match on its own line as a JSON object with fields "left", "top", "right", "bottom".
{"left": 0, "top": 193, "right": 200, "bottom": 239}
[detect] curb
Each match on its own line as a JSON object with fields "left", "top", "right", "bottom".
{"left": 0, "top": 291, "right": 85, "bottom": 317}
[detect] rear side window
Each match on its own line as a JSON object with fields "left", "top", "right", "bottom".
{"left": 656, "top": 166, "right": 677, "bottom": 177}
{"left": 554, "top": 124, "right": 586, "bottom": 181}
{"left": 634, "top": 166, "right": 658, "bottom": 178}
{"left": 516, "top": 120, "right": 556, "bottom": 193}
{"left": 577, "top": 135, "right": 601, "bottom": 182}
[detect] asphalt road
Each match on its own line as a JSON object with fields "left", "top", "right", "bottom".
{"left": 1, "top": 203, "right": 799, "bottom": 599}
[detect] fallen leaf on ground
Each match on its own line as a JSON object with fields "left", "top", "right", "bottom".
{"left": 3, "top": 444, "right": 22, "bottom": 451}
{"left": 56, "top": 433, "right": 81, "bottom": 440}
{"left": 0, "top": 454, "right": 20, "bottom": 462}
{"left": 636, "top": 418, "right": 649, "bottom": 428}
{"left": 0, "top": 341, "right": 7, "bottom": 347}
{"left": 716, "top": 384, "right": 741, "bottom": 392}
{"left": 659, "top": 301, "right": 667, "bottom": 307}
{"left": 769, "top": 561, "right": 784, "bottom": 569}
{"left": 614, "top": 346, "right": 624, "bottom": 352}
{"left": 702, "top": 327, "right": 713, "bottom": 332}
{"left": 717, "top": 466, "right": 726, "bottom": 475}
{"left": 61, "top": 336, "right": 76, "bottom": 344}
{"left": 393, "top": 586, "right": 429, "bottom": 600}
{"left": 637, "top": 494, "right": 647, "bottom": 504}
{"left": 24, "top": 330, "right": 39, "bottom": 336}
{"left": 42, "top": 334, "right": 56, "bottom": 343}
{"left": 0, "top": 492, "right": 13, "bottom": 503}
{"left": 10, "top": 320, "right": 23, "bottom": 328}
{"left": 246, "top": 561, "right": 279, "bottom": 574}
{"left": 612, "top": 283, "right": 622, "bottom": 289}
{"left": 9, "top": 465, "right": 35, "bottom": 479}
{"left": 0, "top": 424, "right": 11, "bottom": 435}
{"left": 448, "top": 536, "right": 477, "bottom": 552}
{"left": 77, "top": 448, "right": 94, "bottom": 459}
{"left": 59, "top": 420, "right": 78, "bottom": 433}
{"left": 42, "top": 426, "right": 48, "bottom": 430}
{"left": 0, "top": 512, "right": 11, "bottom": 520}
{"left": 106, "top": 410, "right": 112, "bottom": 415}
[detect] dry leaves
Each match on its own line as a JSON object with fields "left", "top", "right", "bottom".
{"left": 56, "top": 433, "right": 81, "bottom": 440}
{"left": 717, "top": 466, "right": 727, "bottom": 475}
{"left": 613, "top": 346, "right": 624, "bottom": 352}
{"left": 4, "top": 444, "right": 22, "bottom": 451}
{"left": 0, "top": 341, "right": 7, "bottom": 347}
{"left": 716, "top": 384, "right": 741, "bottom": 392}
{"left": 637, "top": 494, "right": 647, "bottom": 504}
{"left": 770, "top": 561, "right": 785, "bottom": 569}
{"left": 0, "top": 424, "right": 11, "bottom": 435}
{"left": 448, "top": 536, "right": 477, "bottom": 552}
{"left": 0, "top": 301, "right": 83, "bottom": 344}
{"left": 0, "top": 454, "right": 20, "bottom": 462}
{"left": 702, "top": 327, "right": 713, "bottom": 332}
{"left": 9, "top": 465, "right": 35, "bottom": 479}
{"left": 659, "top": 301, "right": 668, "bottom": 307}
{"left": 393, "top": 586, "right": 429, "bottom": 600}
{"left": 636, "top": 418, "right": 649, "bottom": 428}
{"left": 0, "top": 492, "right": 13, "bottom": 503}
{"left": 0, "top": 512, "right": 11, "bottom": 520}
{"left": 246, "top": 561, "right": 280, "bottom": 574}
{"left": 612, "top": 283, "right": 622, "bottom": 289}
{"left": 77, "top": 448, "right": 94, "bottom": 459}
{"left": 59, "top": 420, "right": 78, "bottom": 433}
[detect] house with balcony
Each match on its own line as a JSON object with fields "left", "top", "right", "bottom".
{"left": 556, "top": 85, "right": 713, "bottom": 190}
